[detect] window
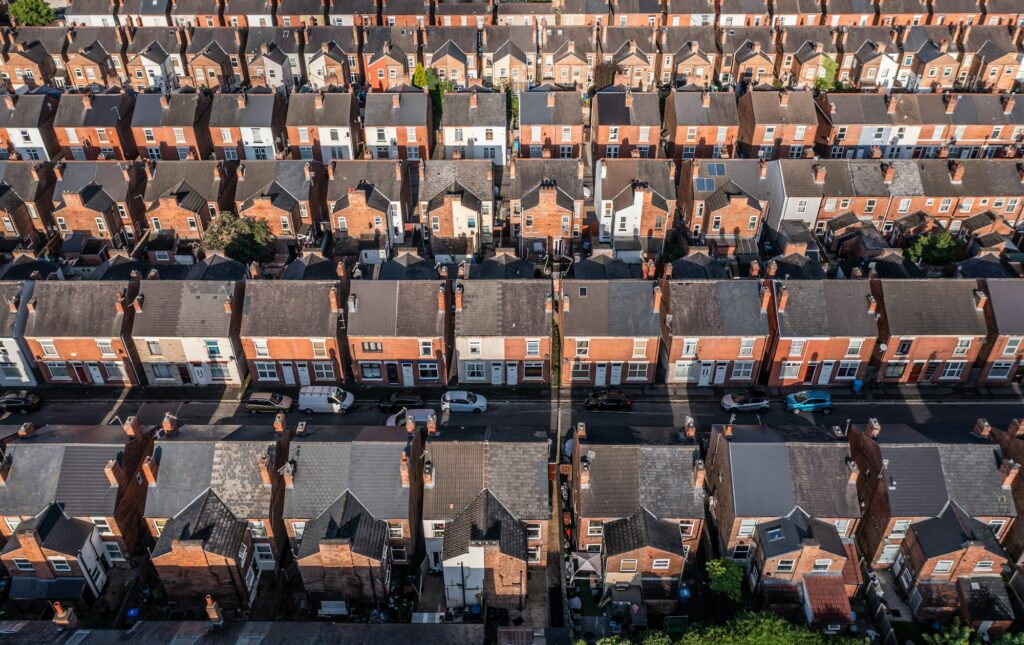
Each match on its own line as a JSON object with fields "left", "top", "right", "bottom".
{"left": 833, "top": 519, "right": 851, "bottom": 536}
{"left": 763, "top": 126, "right": 775, "bottom": 142}
{"left": 776, "top": 560, "right": 796, "bottom": 573}
{"left": 679, "top": 520, "right": 696, "bottom": 538}
{"left": 738, "top": 519, "right": 756, "bottom": 538}
{"left": 884, "top": 362, "right": 907, "bottom": 378}
{"left": 46, "top": 362, "right": 70, "bottom": 380}
{"left": 620, "top": 559, "right": 638, "bottom": 573}
{"left": 292, "top": 521, "right": 306, "bottom": 540}
{"left": 609, "top": 127, "right": 619, "bottom": 142}
{"left": 890, "top": 520, "right": 911, "bottom": 537}
{"left": 1004, "top": 337, "right": 1022, "bottom": 355}
{"left": 812, "top": 559, "right": 832, "bottom": 572}
{"left": 836, "top": 361, "right": 860, "bottom": 380}
{"left": 732, "top": 544, "right": 750, "bottom": 559}
{"left": 571, "top": 361, "right": 589, "bottom": 380}
{"left": 391, "top": 546, "right": 408, "bottom": 562}
{"left": 990, "top": 361, "right": 1015, "bottom": 380}
{"left": 934, "top": 560, "right": 954, "bottom": 573}
{"left": 388, "top": 522, "right": 404, "bottom": 539}
{"left": 732, "top": 361, "right": 754, "bottom": 380}
{"left": 419, "top": 339, "right": 433, "bottom": 357}
{"left": 895, "top": 340, "right": 912, "bottom": 356}
{"left": 5, "top": 518, "right": 21, "bottom": 532}
{"left": 360, "top": 362, "right": 382, "bottom": 380}
{"left": 626, "top": 362, "right": 647, "bottom": 380}
{"left": 104, "top": 362, "right": 127, "bottom": 381}
{"left": 254, "top": 339, "right": 270, "bottom": 357}
{"left": 91, "top": 517, "right": 113, "bottom": 536}
{"left": 527, "top": 523, "right": 542, "bottom": 541}
{"left": 152, "top": 363, "right": 172, "bottom": 380}
{"left": 311, "top": 340, "right": 328, "bottom": 358}
{"left": 780, "top": 362, "right": 801, "bottom": 380}
{"left": 418, "top": 362, "right": 439, "bottom": 380}
{"left": 143, "top": 128, "right": 156, "bottom": 143}
{"left": 48, "top": 557, "right": 71, "bottom": 573}
{"left": 588, "top": 520, "right": 604, "bottom": 536}
{"left": 204, "top": 340, "right": 221, "bottom": 358}
{"left": 652, "top": 559, "right": 671, "bottom": 570}
{"left": 575, "top": 339, "right": 589, "bottom": 357}
{"left": 104, "top": 542, "right": 125, "bottom": 561}
{"left": 953, "top": 338, "right": 972, "bottom": 356}
{"left": 13, "top": 558, "right": 32, "bottom": 572}
{"left": 431, "top": 522, "right": 446, "bottom": 537}
{"left": 847, "top": 339, "right": 864, "bottom": 356}
{"left": 632, "top": 339, "right": 647, "bottom": 358}
{"left": 40, "top": 339, "right": 58, "bottom": 357}
{"left": 739, "top": 338, "right": 755, "bottom": 358}
{"left": 256, "top": 362, "right": 277, "bottom": 381}
{"left": 989, "top": 519, "right": 1006, "bottom": 537}
{"left": 974, "top": 561, "right": 994, "bottom": 572}
{"left": 941, "top": 361, "right": 966, "bottom": 380}
{"left": 313, "top": 362, "right": 335, "bottom": 380}
{"left": 526, "top": 339, "right": 540, "bottom": 356}
{"left": 682, "top": 339, "right": 698, "bottom": 358}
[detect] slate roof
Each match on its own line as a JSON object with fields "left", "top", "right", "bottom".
{"left": 131, "top": 90, "right": 204, "bottom": 127}
{"left": 443, "top": 489, "right": 527, "bottom": 561}
{"left": 0, "top": 425, "right": 135, "bottom": 517}
{"left": 482, "top": 25, "right": 535, "bottom": 59}
{"left": 594, "top": 89, "right": 662, "bottom": 127}
{"left": 235, "top": 160, "right": 314, "bottom": 213}
{"left": 561, "top": 280, "right": 661, "bottom": 337}
{"left": 5, "top": 93, "right": 58, "bottom": 129}
{"left": 666, "top": 280, "right": 768, "bottom": 337}
{"left": 25, "top": 281, "right": 129, "bottom": 338}
{"left": 54, "top": 161, "right": 133, "bottom": 211}
{"left": 465, "top": 253, "right": 538, "bottom": 279}
{"left": 602, "top": 27, "right": 657, "bottom": 62}
{"left": 127, "top": 26, "right": 181, "bottom": 63}
{"left": 346, "top": 280, "right": 446, "bottom": 337}
{"left": 911, "top": 502, "right": 1004, "bottom": 559}
{"left": 423, "top": 426, "right": 549, "bottom": 521}
{"left": 878, "top": 279, "right": 987, "bottom": 336}
{"left": 240, "top": 280, "right": 339, "bottom": 338}
{"left": 144, "top": 425, "right": 279, "bottom": 520}
{"left": 511, "top": 158, "right": 585, "bottom": 211}
{"left": 152, "top": 488, "right": 248, "bottom": 559}
{"left": 286, "top": 92, "right": 354, "bottom": 127}
{"left": 283, "top": 426, "right": 410, "bottom": 521}
{"left": 604, "top": 508, "right": 689, "bottom": 557}
{"left": 661, "top": 26, "right": 718, "bottom": 58}
{"left": 363, "top": 27, "right": 419, "bottom": 65}
{"left": 424, "top": 26, "right": 478, "bottom": 59}
{"left": 715, "top": 425, "right": 862, "bottom": 519}
{"left": 743, "top": 90, "right": 818, "bottom": 125}
{"left": 962, "top": 25, "right": 1017, "bottom": 60}
{"left": 570, "top": 253, "right": 642, "bottom": 279}
{"left": 68, "top": 26, "right": 121, "bottom": 61}
{"left": 297, "top": 491, "right": 388, "bottom": 560}
{"left": 599, "top": 159, "right": 676, "bottom": 213}
{"left": 540, "top": 26, "right": 597, "bottom": 58}
{"left": 0, "top": 282, "right": 23, "bottom": 338}
{"left": 755, "top": 508, "right": 845, "bottom": 560}
{"left": 419, "top": 160, "right": 493, "bottom": 213}
{"left": 779, "top": 26, "right": 838, "bottom": 58}
{"left": 669, "top": 90, "right": 738, "bottom": 126}
{"left": 8, "top": 504, "right": 95, "bottom": 557}
{"left": 143, "top": 160, "right": 223, "bottom": 208}
{"left": 985, "top": 279, "right": 1024, "bottom": 335}
{"left": 669, "top": 252, "right": 730, "bottom": 279}
{"left": 442, "top": 91, "right": 507, "bottom": 128}
{"left": 720, "top": 26, "right": 775, "bottom": 57}
{"left": 209, "top": 92, "right": 277, "bottom": 127}
{"left": 374, "top": 251, "right": 441, "bottom": 280}
{"left": 10, "top": 26, "right": 70, "bottom": 57}
{"left": 776, "top": 280, "right": 878, "bottom": 338}
{"left": 132, "top": 281, "right": 236, "bottom": 338}
{"left": 54, "top": 91, "right": 129, "bottom": 128}
{"left": 518, "top": 90, "right": 584, "bottom": 126}
{"left": 304, "top": 26, "right": 359, "bottom": 56}
{"left": 958, "top": 576, "right": 1015, "bottom": 623}
{"left": 364, "top": 91, "right": 430, "bottom": 127}
{"left": 244, "top": 27, "right": 300, "bottom": 56}
{"left": 186, "top": 28, "right": 240, "bottom": 62}
{"left": 120, "top": 0, "right": 171, "bottom": 15}
{"left": 455, "top": 280, "right": 551, "bottom": 337}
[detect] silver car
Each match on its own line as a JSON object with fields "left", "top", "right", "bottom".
{"left": 720, "top": 391, "right": 770, "bottom": 412}
{"left": 386, "top": 407, "right": 437, "bottom": 427}
{"left": 441, "top": 390, "right": 488, "bottom": 414}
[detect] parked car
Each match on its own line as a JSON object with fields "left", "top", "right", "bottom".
{"left": 298, "top": 386, "right": 354, "bottom": 414}
{"left": 584, "top": 389, "right": 633, "bottom": 411}
{"left": 386, "top": 407, "right": 437, "bottom": 427}
{"left": 441, "top": 390, "right": 487, "bottom": 414}
{"left": 380, "top": 392, "right": 425, "bottom": 413}
{"left": 720, "top": 390, "right": 770, "bottom": 412}
{"left": 0, "top": 390, "right": 42, "bottom": 413}
{"left": 244, "top": 392, "right": 293, "bottom": 414}
{"left": 785, "top": 390, "right": 833, "bottom": 414}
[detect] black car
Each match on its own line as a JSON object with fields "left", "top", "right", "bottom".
{"left": 584, "top": 390, "right": 633, "bottom": 411}
{"left": 0, "top": 391, "right": 42, "bottom": 413}
{"left": 380, "top": 392, "right": 425, "bottom": 413}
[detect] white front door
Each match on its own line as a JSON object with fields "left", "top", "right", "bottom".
{"left": 401, "top": 362, "right": 414, "bottom": 386}
{"left": 698, "top": 362, "right": 714, "bottom": 386}
{"left": 191, "top": 364, "right": 209, "bottom": 385}
{"left": 281, "top": 361, "right": 296, "bottom": 385}
{"left": 609, "top": 362, "right": 623, "bottom": 385}
{"left": 506, "top": 362, "right": 518, "bottom": 385}
{"left": 296, "top": 362, "right": 311, "bottom": 386}
{"left": 595, "top": 363, "right": 608, "bottom": 386}
{"left": 87, "top": 362, "right": 104, "bottom": 384}
{"left": 713, "top": 362, "right": 728, "bottom": 384}
{"left": 491, "top": 362, "right": 503, "bottom": 385}
{"left": 817, "top": 361, "right": 835, "bottom": 385}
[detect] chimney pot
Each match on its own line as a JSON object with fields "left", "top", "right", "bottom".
{"left": 1002, "top": 460, "right": 1020, "bottom": 489}
{"left": 455, "top": 284, "right": 464, "bottom": 311}
{"left": 1010, "top": 418, "right": 1024, "bottom": 438}
{"left": 273, "top": 412, "right": 286, "bottom": 434}
{"left": 104, "top": 458, "right": 122, "bottom": 487}
{"left": 974, "top": 289, "right": 988, "bottom": 311}
{"left": 693, "top": 459, "right": 706, "bottom": 489}
{"left": 400, "top": 451, "right": 410, "bottom": 487}
{"left": 867, "top": 418, "right": 881, "bottom": 438}
{"left": 975, "top": 417, "right": 992, "bottom": 437}
{"left": 17, "top": 422, "right": 34, "bottom": 437}
{"left": 867, "top": 294, "right": 877, "bottom": 314}
{"left": 122, "top": 415, "right": 141, "bottom": 438}
{"left": 427, "top": 413, "right": 438, "bottom": 436}
{"left": 258, "top": 454, "right": 272, "bottom": 486}
{"left": 162, "top": 412, "right": 178, "bottom": 434}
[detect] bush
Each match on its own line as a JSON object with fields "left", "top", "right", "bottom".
{"left": 814, "top": 57, "right": 839, "bottom": 92}
{"left": 907, "top": 230, "right": 965, "bottom": 265}
{"left": 9, "top": 0, "right": 56, "bottom": 25}
{"left": 203, "top": 212, "right": 275, "bottom": 265}
{"left": 706, "top": 558, "right": 744, "bottom": 603}
{"left": 679, "top": 612, "right": 866, "bottom": 645}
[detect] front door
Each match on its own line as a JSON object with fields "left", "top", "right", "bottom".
{"left": 87, "top": 362, "right": 104, "bottom": 384}
{"left": 908, "top": 361, "right": 925, "bottom": 382}
{"left": 923, "top": 361, "right": 940, "bottom": 382}
{"left": 281, "top": 362, "right": 296, "bottom": 385}
{"left": 178, "top": 364, "right": 192, "bottom": 384}
{"left": 817, "top": 360, "right": 835, "bottom": 385}
{"left": 191, "top": 363, "right": 209, "bottom": 385}
{"left": 401, "top": 362, "right": 414, "bottom": 386}
{"left": 594, "top": 363, "right": 608, "bottom": 387}
{"left": 506, "top": 363, "right": 518, "bottom": 386}
{"left": 71, "top": 362, "right": 88, "bottom": 383}
{"left": 805, "top": 362, "right": 818, "bottom": 384}
{"left": 386, "top": 363, "right": 400, "bottom": 384}
{"left": 698, "top": 362, "right": 714, "bottom": 386}
{"left": 609, "top": 362, "right": 623, "bottom": 385}
{"left": 491, "top": 362, "right": 503, "bottom": 385}
{"left": 296, "top": 362, "right": 311, "bottom": 386}
{"left": 713, "top": 362, "right": 728, "bottom": 385}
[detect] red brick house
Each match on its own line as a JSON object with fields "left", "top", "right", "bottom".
{"left": 363, "top": 90, "right": 432, "bottom": 161}
{"left": 209, "top": 91, "right": 286, "bottom": 161}
{"left": 51, "top": 161, "right": 147, "bottom": 248}
{"left": 980, "top": 280, "right": 1024, "bottom": 384}
{"left": 183, "top": 27, "right": 245, "bottom": 92}
{"left": 130, "top": 90, "right": 213, "bottom": 161}
{"left": 765, "top": 280, "right": 880, "bottom": 387}
{"left": 877, "top": 0, "right": 928, "bottom": 26}
{"left": 678, "top": 158, "right": 769, "bottom": 247}
{"left": 23, "top": 280, "right": 140, "bottom": 386}
{"left": 0, "top": 161, "right": 57, "bottom": 248}
{"left": 517, "top": 91, "right": 585, "bottom": 159}
{"left": 600, "top": 27, "right": 659, "bottom": 90}
{"left": 957, "top": 25, "right": 1021, "bottom": 92}
{"left": 345, "top": 280, "right": 451, "bottom": 386}
{"left": 835, "top": 26, "right": 900, "bottom": 88}
{"left": 593, "top": 158, "right": 677, "bottom": 260}
{"left": 592, "top": 88, "right": 662, "bottom": 159}
{"left": 873, "top": 279, "right": 989, "bottom": 384}
{"left": 141, "top": 160, "right": 237, "bottom": 239}
{"left": 234, "top": 160, "right": 323, "bottom": 240}
{"left": 2, "top": 26, "right": 67, "bottom": 91}
{"left": 65, "top": 26, "right": 126, "bottom": 91}
{"left": 362, "top": 27, "right": 420, "bottom": 91}
{"left": 507, "top": 158, "right": 587, "bottom": 259}
{"left": 896, "top": 25, "right": 960, "bottom": 91}
{"left": 422, "top": 26, "right": 480, "bottom": 88}
{"left": 240, "top": 280, "right": 344, "bottom": 386}
{"left": 776, "top": 26, "right": 840, "bottom": 89}
{"left": 54, "top": 90, "right": 137, "bottom": 161}
{"left": 381, "top": 0, "right": 430, "bottom": 27}
{"left": 538, "top": 26, "right": 598, "bottom": 89}
{"left": 557, "top": 279, "right": 661, "bottom": 387}
{"left": 663, "top": 89, "right": 738, "bottom": 159}
{"left": 737, "top": 89, "right": 817, "bottom": 159}
{"left": 718, "top": 27, "right": 777, "bottom": 86}
{"left": 325, "top": 159, "right": 412, "bottom": 260}
{"left": 659, "top": 26, "right": 719, "bottom": 86}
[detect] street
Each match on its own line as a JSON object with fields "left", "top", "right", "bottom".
{"left": 7, "top": 391, "right": 1023, "bottom": 439}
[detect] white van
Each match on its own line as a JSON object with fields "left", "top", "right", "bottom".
{"left": 298, "top": 386, "right": 355, "bottom": 414}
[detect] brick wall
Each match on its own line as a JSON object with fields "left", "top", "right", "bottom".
{"left": 297, "top": 543, "right": 390, "bottom": 602}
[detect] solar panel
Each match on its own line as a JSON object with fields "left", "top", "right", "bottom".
{"left": 707, "top": 163, "right": 725, "bottom": 176}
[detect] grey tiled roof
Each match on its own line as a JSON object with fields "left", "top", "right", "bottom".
{"left": 594, "top": 90, "right": 662, "bottom": 127}
{"left": 423, "top": 426, "right": 549, "bottom": 521}
{"left": 879, "top": 279, "right": 988, "bottom": 337}
{"left": 11, "top": 504, "right": 95, "bottom": 557}
{"left": 744, "top": 90, "right": 818, "bottom": 125}
{"left": 669, "top": 90, "right": 738, "bottom": 126}
{"left": 25, "top": 281, "right": 130, "bottom": 338}
{"left": 235, "top": 160, "right": 315, "bottom": 213}
{"left": 346, "top": 280, "right": 446, "bottom": 337}
{"left": 132, "top": 91, "right": 204, "bottom": 127}
{"left": 442, "top": 489, "right": 526, "bottom": 561}
{"left": 286, "top": 92, "right": 354, "bottom": 127}
{"left": 755, "top": 509, "right": 845, "bottom": 560}
{"left": 518, "top": 90, "right": 584, "bottom": 126}
{"left": 55, "top": 161, "right": 133, "bottom": 210}
{"left": 209, "top": 92, "right": 278, "bottom": 127}
{"left": 776, "top": 280, "right": 879, "bottom": 338}
{"left": 364, "top": 91, "right": 430, "bottom": 127}
{"left": 442, "top": 91, "right": 506, "bottom": 128}
{"left": 282, "top": 426, "right": 410, "bottom": 521}
{"left": 152, "top": 488, "right": 248, "bottom": 559}
{"left": 240, "top": 280, "right": 340, "bottom": 338}
{"left": 132, "top": 281, "right": 236, "bottom": 338}
{"left": 455, "top": 280, "right": 552, "bottom": 337}
{"left": 296, "top": 491, "right": 388, "bottom": 560}
{"left": 604, "top": 508, "right": 688, "bottom": 557}
{"left": 561, "top": 280, "right": 662, "bottom": 337}
{"left": 911, "top": 502, "right": 1003, "bottom": 559}
{"left": 985, "top": 279, "right": 1024, "bottom": 335}
{"left": 54, "top": 92, "right": 129, "bottom": 128}
{"left": 666, "top": 280, "right": 769, "bottom": 337}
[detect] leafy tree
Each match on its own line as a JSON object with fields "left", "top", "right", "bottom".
{"left": 921, "top": 619, "right": 972, "bottom": 645}
{"left": 678, "top": 612, "right": 864, "bottom": 645}
{"left": 641, "top": 633, "right": 675, "bottom": 645}
{"left": 706, "top": 558, "right": 744, "bottom": 603}
{"left": 994, "top": 633, "right": 1024, "bottom": 645}
{"left": 814, "top": 56, "right": 839, "bottom": 92}
{"left": 907, "top": 230, "right": 965, "bottom": 265}
{"left": 412, "top": 63, "right": 429, "bottom": 89}
{"left": 202, "top": 212, "right": 275, "bottom": 265}
{"left": 9, "top": 0, "right": 56, "bottom": 25}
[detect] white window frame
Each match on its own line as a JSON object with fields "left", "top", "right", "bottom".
{"left": 619, "top": 559, "right": 638, "bottom": 573}
{"left": 652, "top": 559, "right": 671, "bottom": 570}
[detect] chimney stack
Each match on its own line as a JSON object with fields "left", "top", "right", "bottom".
{"left": 760, "top": 283, "right": 772, "bottom": 313}
{"left": 162, "top": 412, "right": 178, "bottom": 434}
{"left": 1003, "top": 94, "right": 1015, "bottom": 115}
{"left": 702, "top": 91, "right": 710, "bottom": 108}
{"left": 576, "top": 422, "right": 587, "bottom": 441}
{"left": 281, "top": 462, "right": 294, "bottom": 488}
{"left": 1010, "top": 418, "right": 1024, "bottom": 437}
{"left": 624, "top": 89, "right": 634, "bottom": 108}
{"left": 847, "top": 460, "right": 859, "bottom": 485}
{"left": 224, "top": 296, "right": 233, "bottom": 314}
{"left": 329, "top": 286, "right": 340, "bottom": 313}
{"left": 469, "top": 91, "right": 478, "bottom": 109}
{"left": 777, "top": 284, "right": 789, "bottom": 312}
{"left": 883, "top": 163, "right": 895, "bottom": 184}
{"left": 867, "top": 294, "right": 877, "bottom": 314}
{"left": 975, "top": 417, "right": 992, "bottom": 437}
{"left": 684, "top": 416, "right": 696, "bottom": 439}
{"left": 392, "top": 93, "right": 401, "bottom": 109}
{"left": 812, "top": 164, "right": 826, "bottom": 184}
{"left": 1001, "top": 460, "right": 1020, "bottom": 489}
{"left": 759, "top": 158, "right": 767, "bottom": 178}
{"left": 885, "top": 94, "right": 896, "bottom": 114}
{"left": 258, "top": 454, "right": 272, "bottom": 486}
{"left": 455, "top": 284, "right": 464, "bottom": 311}
{"left": 205, "top": 596, "right": 223, "bottom": 625}
{"left": 273, "top": 412, "right": 286, "bottom": 434}
{"left": 546, "top": 92, "right": 555, "bottom": 108}
{"left": 950, "top": 160, "right": 965, "bottom": 182}
{"left": 105, "top": 458, "right": 123, "bottom": 487}
{"left": 693, "top": 459, "right": 706, "bottom": 489}
{"left": 427, "top": 413, "right": 438, "bottom": 436}
{"left": 122, "top": 415, "right": 141, "bottom": 438}
{"left": 142, "top": 455, "right": 159, "bottom": 485}
{"left": 973, "top": 288, "right": 988, "bottom": 311}
{"left": 52, "top": 603, "right": 79, "bottom": 629}
{"left": 653, "top": 284, "right": 662, "bottom": 312}
{"left": 867, "top": 418, "right": 881, "bottom": 438}
{"left": 17, "top": 422, "right": 34, "bottom": 438}
{"left": 779, "top": 89, "right": 789, "bottom": 106}
{"left": 405, "top": 414, "right": 416, "bottom": 434}
{"left": 437, "top": 283, "right": 446, "bottom": 313}
{"left": 236, "top": 92, "right": 246, "bottom": 108}
{"left": 400, "top": 451, "right": 410, "bottom": 487}
{"left": 944, "top": 93, "right": 958, "bottom": 114}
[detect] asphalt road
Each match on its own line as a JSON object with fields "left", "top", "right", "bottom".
{"left": 6, "top": 393, "right": 1022, "bottom": 440}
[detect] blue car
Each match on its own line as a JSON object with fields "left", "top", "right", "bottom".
{"left": 785, "top": 390, "right": 833, "bottom": 414}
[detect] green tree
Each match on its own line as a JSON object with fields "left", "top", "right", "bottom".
{"left": 641, "top": 633, "right": 675, "bottom": 645}
{"left": 907, "top": 230, "right": 965, "bottom": 265}
{"left": 412, "top": 63, "right": 429, "bottom": 89}
{"left": 922, "top": 619, "right": 972, "bottom": 645}
{"left": 814, "top": 56, "right": 839, "bottom": 92}
{"left": 706, "top": 558, "right": 744, "bottom": 603}
{"left": 993, "top": 633, "right": 1024, "bottom": 645}
{"left": 9, "top": 0, "right": 56, "bottom": 25}
{"left": 679, "top": 612, "right": 863, "bottom": 645}
{"left": 202, "top": 212, "right": 275, "bottom": 265}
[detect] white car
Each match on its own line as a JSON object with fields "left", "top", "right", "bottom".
{"left": 441, "top": 390, "right": 487, "bottom": 414}
{"left": 386, "top": 407, "right": 437, "bottom": 427}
